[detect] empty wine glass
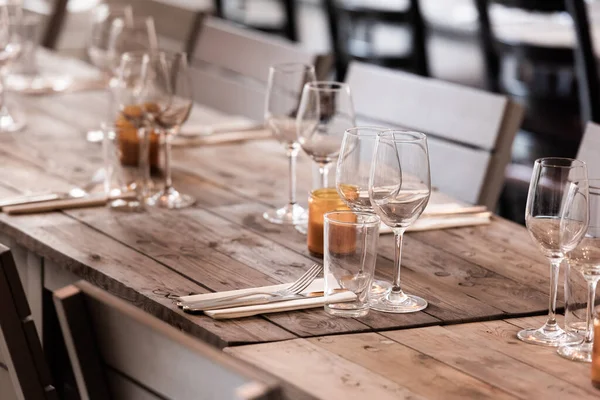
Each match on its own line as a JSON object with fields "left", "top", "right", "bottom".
{"left": 0, "top": 0, "right": 24, "bottom": 132}
{"left": 297, "top": 81, "right": 355, "bottom": 188}
{"left": 85, "top": 4, "right": 135, "bottom": 143}
{"left": 519, "top": 157, "right": 588, "bottom": 346}
{"left": 558, "top": 179, "right": 600, "bottom": 362}
{"left": 368, "top": 130, "right": 431, "bottom": 313}
{"left": 144, "top": 51, "right": 195, "bottom": 209}
{"left": 336, "top": 126, "right": 392, "bottom": 296}
{"left": 263, "top": 63, "right": 316, "bottom": 224}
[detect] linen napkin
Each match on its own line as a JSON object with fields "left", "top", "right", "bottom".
{"left": 379, "top": 202, "right": 492, "bottom": 234}
{"left": 178, "top": 278, "right": 356, "bottom": 320}
{"left": 171, "top": 128, "right": 272, "bottom": 147}
{"left": 179, "top": 119, "right": 264, "bottom": 137}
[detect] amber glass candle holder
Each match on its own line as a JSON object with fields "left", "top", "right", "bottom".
{"left": 307, "top": 188, "right": 350, "bottom": 257}
{"left": 593, "top": 318, "right": 600, "bottom": 389}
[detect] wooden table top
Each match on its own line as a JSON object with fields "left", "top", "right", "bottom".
{"left": 228, "top": 315, "right": 599, "bottom": 399}
{"left": 0, "top": 51, "right": 554, "bottom": 348}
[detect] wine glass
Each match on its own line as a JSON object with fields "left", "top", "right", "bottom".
{"left": 336, "top": 126, "right": 392, "bottom": 296}
{"left": 0, "top": 0, "right": 24, "bottom": 132}
{"left": 519, "top": 157, "right": 588, "bottom": 346}
{"left": 297, "top": 81, "right": 355, "bottom": 188}
{"left": 107, "top": 17, "right": 158, "bottom": 74}
{"left": 85, "top": 4, "right": 135, "bottom": 143}
{"left": 368, "top": 130, "right": 431, "bottom": 313}
{"left": 558, "top": 179, "right": 600, "bottom": 362}
{"left": 263, "top": 63, "right": 316, "bottom": 224}
{"left": 144, "top": 51, "right": 196, "bottom": 209}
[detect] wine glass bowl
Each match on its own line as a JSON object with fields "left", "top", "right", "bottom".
{"left": 263, "top": 63, "right": 316, "bottom": 225}
{"left": 0, "top": 0, "right": 25, "bottom": 132}
{"left": 518, "top": 157, "right": 588, "bottom": 346}
{"left": 297, "top": 81, "right": 355, "bottom": 188}
{"left": 368, "top": 130, "right": 431, "bottom": 313}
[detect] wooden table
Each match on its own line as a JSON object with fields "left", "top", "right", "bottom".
{"left": 0, "top": 51, "right": 556, "bottom": 349}
{"left": 1, "top": 50, "right": 598, "bottom": 398}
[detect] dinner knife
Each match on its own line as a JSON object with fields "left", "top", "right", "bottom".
{"left": 182, "top": 291, "right": 332, "bottom": 313}
{"left": 0, "top": 193, "right": 63, "bottom": 209}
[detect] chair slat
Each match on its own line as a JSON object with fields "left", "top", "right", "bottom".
{"left": 577, "top": 122, "right": 600, "bottom": 177}
{"left": 54, "top": 280, "right": 282, "bottom": 400}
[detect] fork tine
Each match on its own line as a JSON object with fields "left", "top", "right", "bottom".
{"left": 287, "top": 264, "right": 321, "bottom": 292}
{"left": 289, "top": 264, "right": 323, "bottom": 294}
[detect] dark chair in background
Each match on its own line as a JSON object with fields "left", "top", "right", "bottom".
{"left": 475, "top": 0, "right": 600, "bottom": 222}
{"left": 213, "top": 0, "right": 298, "bottom": 42}
{"left": 323, "top": 0, "right": 429, "bottom": 80}
{"left": 23, "top": 0, "right": 69, "bottom": 49}
{"left": 0, "top": 244, "right": 58, "bottom": 400}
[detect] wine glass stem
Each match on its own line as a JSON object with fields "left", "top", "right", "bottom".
{"left": 163, "top": 131, "right": 173, "bottom": 191}
{"left": 392, "top": 230, "right": 405, "bottom": 293}
{"left": 545, "top": 258, "right": 562, "bottom": 330}
{"left": 287, "top": 147, "right": 299, "bottom": 206}
{"left": 319, "top": 163, "right": 330, "bottom": 188}
{"left": 0, "top": 70, "right": 6, "bottom": 111}
{"left": 585, "top": 279, "right": 598, "bottom": 343}
{"left": 137, "top": 126, "right": 151, "bottom": 199}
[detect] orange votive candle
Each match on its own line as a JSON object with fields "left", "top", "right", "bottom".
{"left": 307, "top": 188, "right": 350, "bottom": 257}
{"left": 593, "top": 318, "right": 600, "bottom": 389}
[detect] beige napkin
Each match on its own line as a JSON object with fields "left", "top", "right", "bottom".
{"left": 178, "top": 278, "right": 356, "bottom": 320}
{"left": 172, "top": 128, "right": 272, "bottom": 147}
{"left": 179, "top": 119, "right": 264, "bottom": 137}
{"left": 379, "top": 203, "right": 492, "bottom": 234}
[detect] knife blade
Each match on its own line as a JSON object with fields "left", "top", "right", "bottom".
{"left": 182, "top": 290, "right": 335, "bottom": 313}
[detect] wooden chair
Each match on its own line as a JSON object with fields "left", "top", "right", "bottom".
{"left": 324, "top": 0, "right": 429, "bottom": 80}
{"left": 576, "top": 122, "right": 600, "bottom": 178}
{"left": 0, "top": 244, "right": 58, "bottom": 400}
{"left": 105, "top": 0, "right": 206, "bottom": 56}
{"left": 213, "top": 0, "right": 298, "bottom": 42}
{"left": 346, "top": 61, "right": 524, "bottom": 209}
{"left": 189, "top": 17, "right": 330, "bottom": 120}
{"left": 23, "top": 0, "right": 69, "bottom": 49}
{"left": 53, "top": 280, "right": 283, "bottom": 400}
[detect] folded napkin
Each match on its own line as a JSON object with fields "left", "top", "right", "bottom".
{"left": 379, "top": 203, "right": 492, "bottom": 234}
{"left": 6, "top": 74, "right": 107, "bottom": 95}
{"left": 179, "top": 119, "right": 264, "bottom": 137}
{"left": 178, "top": 278, "right": 356, "bottom": 320}
{"left": 172, "top": 128, "right": 272, "bottom": 147}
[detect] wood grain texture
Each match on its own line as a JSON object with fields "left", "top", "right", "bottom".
{"left": 228, "top": 316, "right": 599, "bottom": 400}
{"left": 0, "top": 51, "right": 557, "bottom": 345}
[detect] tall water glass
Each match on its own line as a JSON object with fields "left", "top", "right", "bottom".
{"left": 558, "top": 179, "right": 600, "bottom": 362}
{"left": 263, "top": 63, "right": 316, "bottom": 224}
{"left": 368, "top": 130, "right": 431, "bottom": 313}
{"left": 297, "top": 81, "right": 355, "bottom": 188}
{"left": 0, "top": 0, "right": 24, "bottom": 132}
{"left": 519, "top": 158, "right": 588, "bottom": 346}
{"left": 324, "top": 211, "right": 380, "bottom": 317}
{"left": 336, "top": 126, "right": 392, "bottom": 296}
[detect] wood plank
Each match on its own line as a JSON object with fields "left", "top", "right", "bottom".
{"left": 381, "top": 324, "right": 597, "bottom": 399}
{"left": 228, "top": 339, "right": 426, "bottom": 400}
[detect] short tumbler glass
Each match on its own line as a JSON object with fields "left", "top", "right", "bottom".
{"left": 324, "top": 211, "right": 380, "bottom": 318}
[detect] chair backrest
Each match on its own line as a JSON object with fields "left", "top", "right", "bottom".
{"left": 576, "top": 122, "right": 600, "bottom": 177}
{"left": 0, "top": 244, "right": 58, "bottom": 400}
{"left": 323, "top": 0, "right": 428, "bottom": 80}
{"left": 213, "top": 0, "right": 298, "bottom": 42}
{"left": 106, "top": 0, "right": 206, "bottom": 55}
{"left": 346, "top": 61, "right": 524, "bottom": 208}
{"left": 53, "top": 280, "right": 282, "bottom": 400}
{"left": 189, "top": 17, "right": 330, "bottom": 120}
{"left": 23, "top": 0, "right": 69, "bottom": 49}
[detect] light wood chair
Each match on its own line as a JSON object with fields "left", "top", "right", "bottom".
{"left": 0, "top": 244, "right": 58, "bottom": 400}
{"left": 23, "top": 0, "right": 69, "bottom": 49}
{"left": 104, "top": 0, "right": 206, "bottom": 56}
{"left": 576, "top": 122, "right": 600, "bottom": 178}
{"left": 188, "top": 17, "right": 331, "bottom": 121}
{"left": 346, "top": 61, "right": 524, "bottom": 209}
{"left": 53, "top": 280, "right": 283, "bottom": 400}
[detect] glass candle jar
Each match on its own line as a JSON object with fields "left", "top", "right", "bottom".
{"left": 307, "top": 188, "right": 350, "bottom": 257}
{"left": 593, "top": 318, "right": 600, "bottom": 389}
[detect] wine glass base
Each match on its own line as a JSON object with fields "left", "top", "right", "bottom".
{"left": 370, "top": 292, "right": 428, "bottom": 313}
{"left": 0, "top": 104, "right": 26, "bottom": 133}
{"left": 263, "top": 203, "right": 307, "bottom": 225}
{"left": 370, "top": 280, "right": 392, "bottom": 297}
{"left": 517, "top": 326, "right": 581, "bottom": 347}
{"left": 557, "top": 340, "right": 591, "bottom": 362}
{"left": 146, "top": 188, "right": 195, "bottom": 209}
